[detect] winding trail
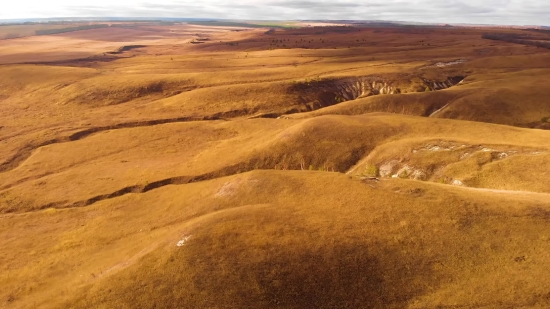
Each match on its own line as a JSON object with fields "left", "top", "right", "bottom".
{"left": 429, "top": 103, "right": 451, "bottom": 117}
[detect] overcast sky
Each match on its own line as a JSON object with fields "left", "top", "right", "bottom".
{"left": 2, "top": 0, "right": 549, "bottom": 26}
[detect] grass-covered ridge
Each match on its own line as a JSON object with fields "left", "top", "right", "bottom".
{"left": 1, "top": 22, "right": 550, "bottom": 308}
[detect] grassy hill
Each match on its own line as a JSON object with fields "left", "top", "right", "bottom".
{"left": 3, "top": 170, "right": 550, "bottom": 308}
{"left": 1, "top": 23, "right": 550, "bottom": 308}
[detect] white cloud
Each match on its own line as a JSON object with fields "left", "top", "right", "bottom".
{"left": 1, "top": 0, "right": 548, "bottom": 26}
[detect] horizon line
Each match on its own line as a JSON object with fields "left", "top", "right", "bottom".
{"left": 0, "top": 17, "right": 548, "bottom": 28}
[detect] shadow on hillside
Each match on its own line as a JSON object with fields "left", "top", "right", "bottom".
{"left": 248, "top": 243, "right": 432, "bottom": 308}
{"left": 175, "top": 238, "right": 439, "bottom": 308}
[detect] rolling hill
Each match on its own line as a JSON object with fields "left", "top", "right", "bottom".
{"left": 1, "top": 21, "right": 550, "bottom": 309}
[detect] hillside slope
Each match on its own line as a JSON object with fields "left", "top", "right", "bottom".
{"left": 3, "top": 171, "right": 550, "bottom": 308}
{"left": 1, "top": 23, "right": 550, "bottom": 309}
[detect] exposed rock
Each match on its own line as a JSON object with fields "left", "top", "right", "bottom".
{"left": 412, "top": 169, "right": 427, "bottom": 180}
{"left": 459, "top": 152, "right": 470, "bottom": 160}
{"left": 434, "top": 59, "right": 466, "bottom": 67}
{"left": 451, "top": 179, "right": 464, "bottom": 186}
{"left": 291, "top": 74, "right": 465, "bottom": 109}
{"left": 177, "top": 235, "right": 192, "bottom": 247}
{"left": 379, "top": 160, "right": 400, "bottom": 177}
{"left": 361, "top": 141, "right": 547, "bottom": 188}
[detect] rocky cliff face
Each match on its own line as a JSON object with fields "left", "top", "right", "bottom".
{"left": 291, "top": 75, "right": 465, "bottom": 110}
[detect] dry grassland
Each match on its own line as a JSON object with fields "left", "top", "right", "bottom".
{"left": 1, "top": 22, "right": 550, "bottom": 308}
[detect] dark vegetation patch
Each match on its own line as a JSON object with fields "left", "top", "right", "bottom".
{"left": 35, "top": 24, "right": 109, "bottom": 36}
{"left": 108, "top": 45, "right": 147, "bottom": 54}
{"left": 188, "top": 21, "right": 267, "bottom": 28}
{"left": 482, "top": 33, "right": 550, "bottom": 49}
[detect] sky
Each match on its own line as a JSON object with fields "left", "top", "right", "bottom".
{"left": 2, "top": 0, "right": 549, "bottom": 26}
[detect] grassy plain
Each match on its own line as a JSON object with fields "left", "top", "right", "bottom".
{"left": 1, "top": 21, "right": 550, "bottom": 308}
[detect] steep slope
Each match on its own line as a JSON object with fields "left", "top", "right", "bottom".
{"left": 2, "top": 24, "right": 550, "bottom": 309}
{"left": 3, "top": 114, "right": 550, "bottom": 214}
{"left": 3, "top": 171, "right": 550, "bottom": 308}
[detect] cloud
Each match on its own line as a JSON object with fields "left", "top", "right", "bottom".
{"left": 266, "top": 1, "right": 363, "bottom": 9}
{"left": 1, "top": 0, "right": 549, "bottom": 26}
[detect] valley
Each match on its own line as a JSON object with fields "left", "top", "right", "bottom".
{"left": 1, "top": 21, "right": 550, "bottom": 308}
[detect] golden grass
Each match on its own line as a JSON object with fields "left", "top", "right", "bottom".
{"left": 1, "top": 23, "right": 550, "bottom": 308}
{"left": 3, "top": 171, "right": 550, "bottom": 308}
{"left": 4, "top": 113, "right": 550, "bottom": 213}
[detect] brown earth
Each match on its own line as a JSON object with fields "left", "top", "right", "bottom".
{"left": 1, "top": 22, "right": 550, "bottom": 309}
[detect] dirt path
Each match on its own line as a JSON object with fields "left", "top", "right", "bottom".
{"left": 429, "top": 103, "right": 451, "bottom": 117}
